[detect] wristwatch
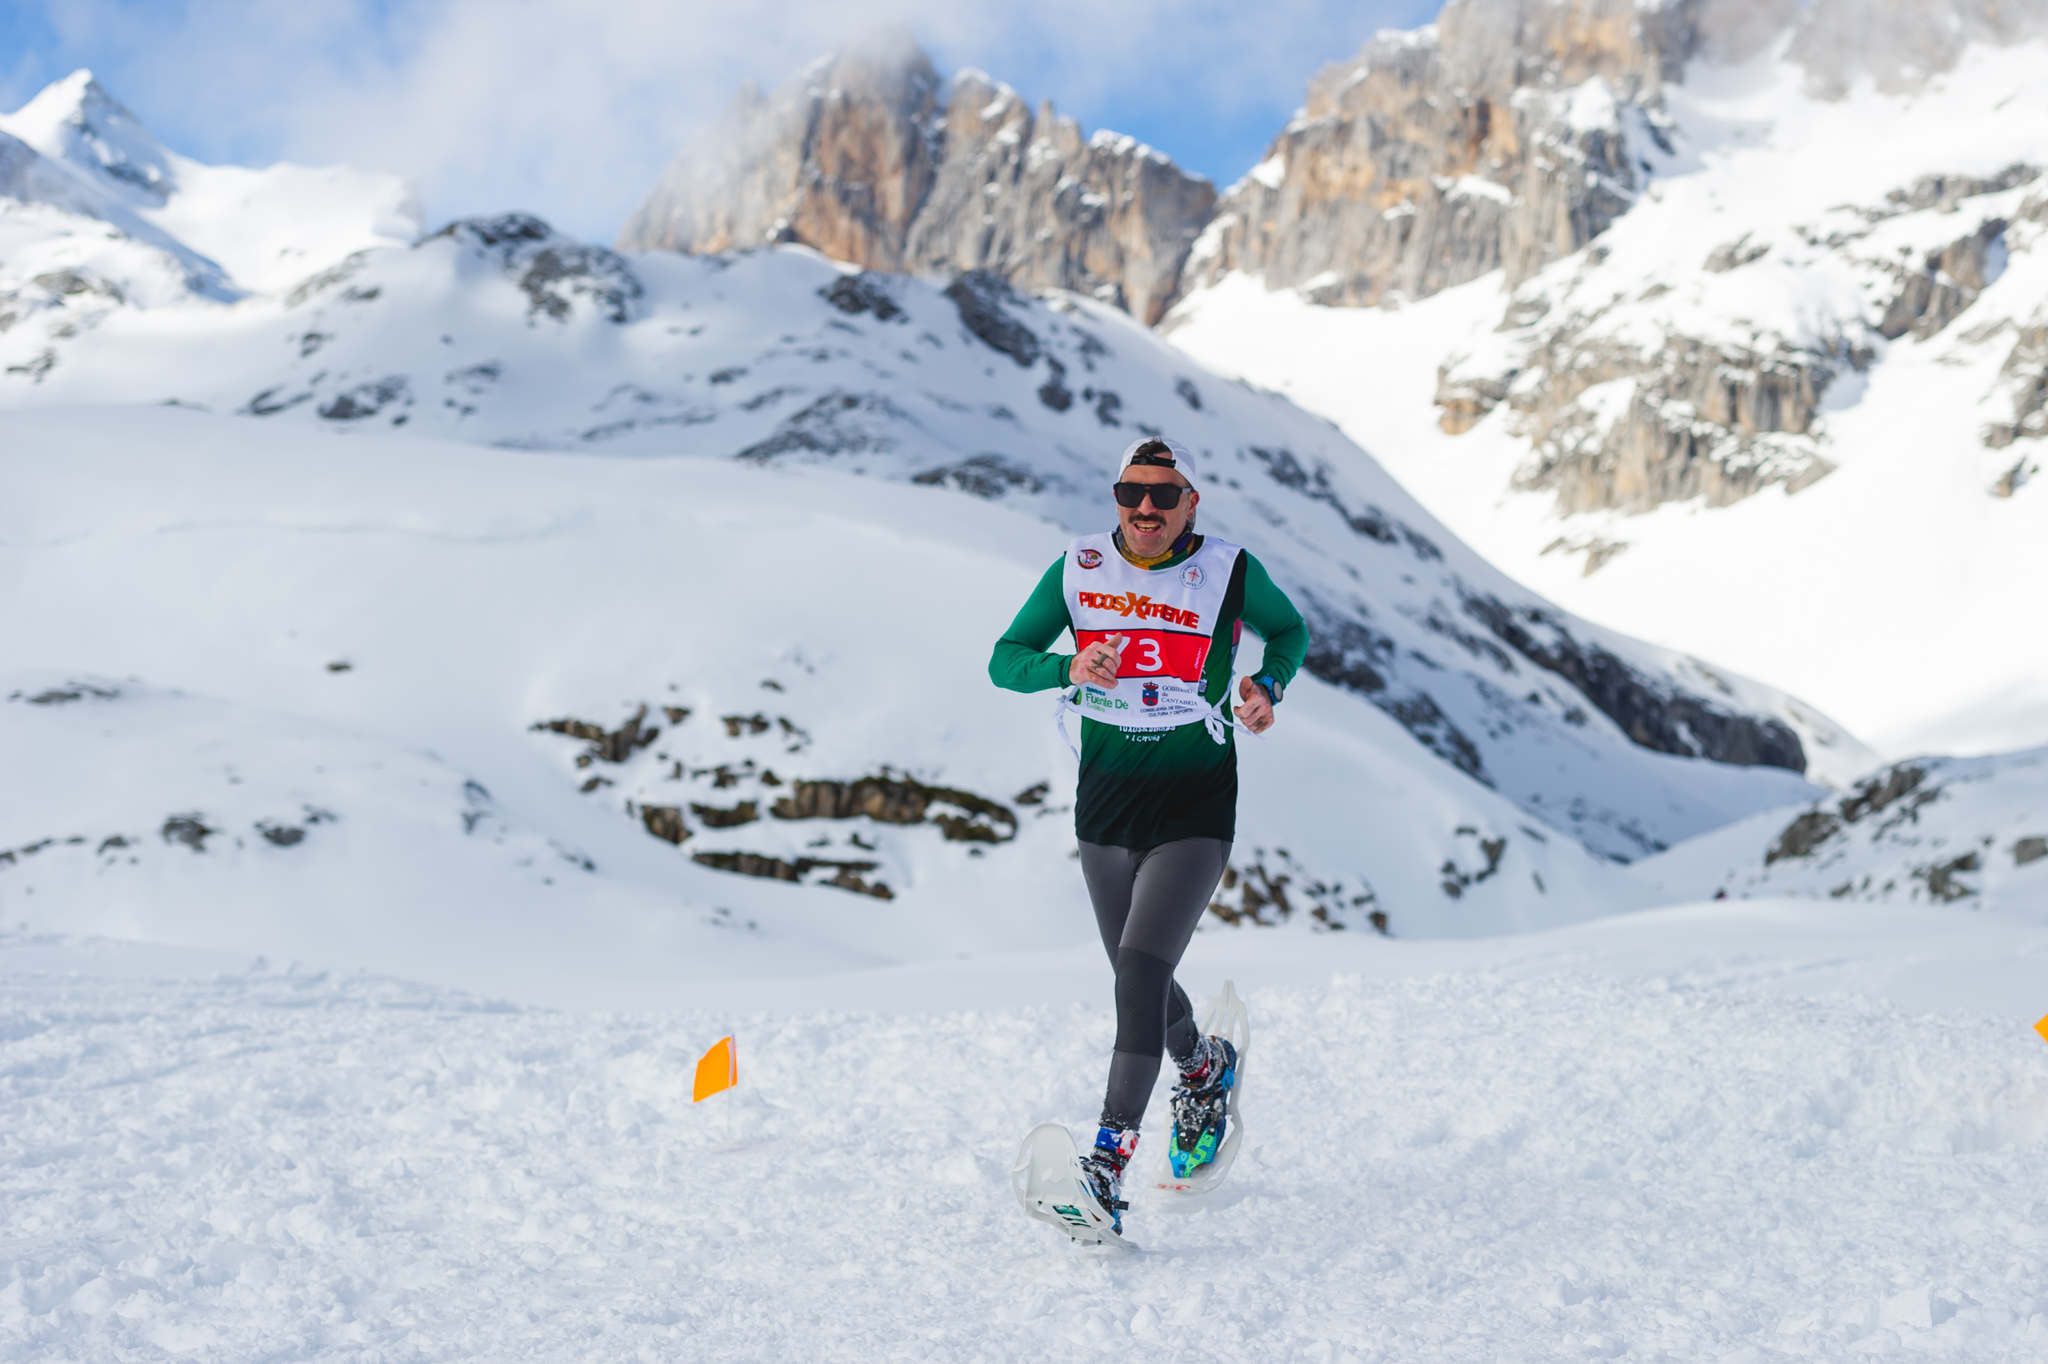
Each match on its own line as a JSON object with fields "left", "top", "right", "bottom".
{"left": 1254, "top": 673, "right": 1283, "bottom": 705}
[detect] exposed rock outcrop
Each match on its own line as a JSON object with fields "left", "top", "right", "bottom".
{"left": 160, "top": 813, "right": 215, "bottom": 852}
{"left": 1223, "top": 0, "right": 2043, "bottom": 306}
{"left": 1983, "top": 308, "right": 2048, "bottom": 450}
{"left": 1462, "top": 591, "right": 1806, "bottom": 771}
{"left": 689, "top": 849, "right": 894, "bottom": 899}
{"left": 432, "top": 215, "right": 644, "bottom": 324}
{"left": 1765, "top": 762, "right": 1930, "bottom": 864}
{"left": 1176, "top": 0, "right": 1783, "bottom": 305}
{"left": 1490, "top": 335, "right": 1842, "bottom": 516}
{"left": 1874, "top": 217, "right": 2010, "bottom": 341}
{"left": 769, "top": 774, "right": 1016, "bottom": 843}
{"left": 618, "top": 1, "right": 2040, "bottom": 335}
{"left": 530, "top": 705, "right": 664, "bottom": 765}
{"left": 1670, "top": 747, "right": 2048, "bottom": 905}
{"left": 1432, "top": 153, "right": 2042, "bottom": 521}
{"left": 530, "top": 702, "right": 1022, "bottom": 898}
{"left": 1208, "top": 847, "right": 1387, "bottom": 932}
{"left": 623, "top": 41, "right": 942, "bottom": 270}
{"left": 287, "top": 214, "right": 644, "bottom": 326}
{"left": 618, "top": 37, "right": 1214, "bottom": 324}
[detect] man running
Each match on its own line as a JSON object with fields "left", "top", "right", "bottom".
{"left": 988, "top": 435, "right": 1308, "bottom": 1236}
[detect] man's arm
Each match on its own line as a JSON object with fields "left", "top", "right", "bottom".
{"left": 1241, "top": 552, "right": 1309, "bottom": 701}
{"left": 988, "top": 557, "right": 1077, "bottom": 693}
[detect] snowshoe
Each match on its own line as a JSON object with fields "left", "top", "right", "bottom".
{"left": 1012, "top": 1122, "right": 1138, "bottom": 1248}
{"left": 1156, "top": 979, "right": 1250, "bottom": 1193}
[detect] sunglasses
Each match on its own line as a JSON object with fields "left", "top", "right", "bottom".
{"left": 1112, "top": 481, "right": 1188, "bottom": 510}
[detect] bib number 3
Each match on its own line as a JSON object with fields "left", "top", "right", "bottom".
{"left": 1076, "top": 629, "right": 1209, "bottom": 683}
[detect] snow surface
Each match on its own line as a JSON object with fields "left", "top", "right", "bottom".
{"left": 1247, "top": 154, "right": 1287, "bottom": 191}
{"left": 1166, "top": 39, "right": 2048, "bottom": 763}
{"left": 6, "top": 904, "right": 2048, "bottom": 1361}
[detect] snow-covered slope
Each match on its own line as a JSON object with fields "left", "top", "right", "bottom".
{"left": 0, "top": 71, "right": 418, "bottom": 310}
{"left": 2, "top": 406, "right": 1677, "bottom": 998}
{"left": 1638, "top": 745, "right": 2048, "bottom": 908}
{"left": 1168, "top": 34, "right": 2048, "bottom": 760}
{"left": 0, "top": 189, "right": 1863, "bottom": 862}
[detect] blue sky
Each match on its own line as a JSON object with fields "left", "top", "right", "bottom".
{"left": 0, "top": 0, "right": 1441, "bottom": 242}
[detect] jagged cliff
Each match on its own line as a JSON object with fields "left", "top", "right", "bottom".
{"left": 620, "top": 2, "right": 2048, "bottom": 521}
{"left": 1179, "top": 0, "right": 1765, "bottom": 305}
{"left": 1430, "top": 140, "right": 2048, "bottom": 522}
{"left": 617, "top": 5, "right": 1799, "bottom": 321}
{"left": 616, "top": 37, "right": 1214, "bottom": 324}
{"left": 1183, "top": 0, "right": 2048, "bottom": 307}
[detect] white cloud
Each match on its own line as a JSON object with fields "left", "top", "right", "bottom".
{"left": 8, "top": 0, "right": 1438, "bottom": 242}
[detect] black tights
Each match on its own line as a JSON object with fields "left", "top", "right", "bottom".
{"left": 1077, "top": 837, "right": 1230, "bottom": 1132}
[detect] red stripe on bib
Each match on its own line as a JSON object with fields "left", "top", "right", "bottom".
{"left": 1076, "top": 628, "right": 1211, "bottom": 684}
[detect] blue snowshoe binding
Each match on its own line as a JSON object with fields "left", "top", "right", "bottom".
{"left": 1167, "top": 1036, "right": 1237, "bottom": 1178}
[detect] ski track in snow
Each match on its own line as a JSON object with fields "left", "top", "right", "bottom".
{"left": 5, "top": 941, "right": 2045, "bottom": 1361}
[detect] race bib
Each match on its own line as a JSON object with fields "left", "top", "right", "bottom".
{"left": 1062, "top": 532, "right": 1240, "bottom": 732}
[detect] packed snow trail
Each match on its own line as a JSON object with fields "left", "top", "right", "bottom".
{"left": 5, "top": 935, "right": 2046, "bottom": 1361}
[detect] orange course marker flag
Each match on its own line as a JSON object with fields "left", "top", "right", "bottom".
{"left": 2036, "top": 1014, "right": 2048, "bottom": 1047}
{"left": 693, "top": 1035, "right": 738, "bottom": 1102}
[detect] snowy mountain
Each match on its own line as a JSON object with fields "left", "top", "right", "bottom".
{"left": 0, "top": 199, "right": 1862, "bottom": 857}
{"left": 0, "top": 67, "right": 1888, "bottom": 981}
{"left": 0, "top": 70, "right": 418, "bottom": 316}
{"left": 601, "top": 4, "right": 2048, "bottom": 762}
{"left": 1162, "top": 3, "right": 2048, "bottom": 759}
{"left": 1638, "top": 744, "right": 2048, "bottom": 907}
{"left": 1, "top": 404, "right": 1663, "bottom": 998}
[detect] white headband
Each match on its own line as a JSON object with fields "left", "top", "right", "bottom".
{"left": 1116, "top": 437, "right": 1197, "bottom": 489}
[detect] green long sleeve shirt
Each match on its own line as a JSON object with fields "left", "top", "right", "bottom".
{"left": 988, "top": 536, "right": 1310, "bottom": 849}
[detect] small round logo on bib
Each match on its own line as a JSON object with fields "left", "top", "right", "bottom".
{"left": 1141, "top": 681, "right": 1161, "bottom": 707}
{"left": 1180, "top": 563, "right": 1204, "bottom": 588}
{"left": 1076, "top": 548, "right": 1103, "bottom": 569}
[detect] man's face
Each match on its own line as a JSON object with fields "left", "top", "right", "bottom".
{"left": 1116, "top": 464, "right": 1196, "bottom": 559}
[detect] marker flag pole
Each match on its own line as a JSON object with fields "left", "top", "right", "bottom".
{"left": 693, "top": 1034, "right": 738, "bottom": 1103}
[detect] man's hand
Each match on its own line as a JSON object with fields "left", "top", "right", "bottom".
{"left": 1070, "top": 633, "right": 1125, "bottom": 690}
{"left": 1233, "top": 675, "right": 1275, "bottom": 734}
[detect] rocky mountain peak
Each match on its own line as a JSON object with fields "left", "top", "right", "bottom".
{"left": 618, "top": 39, "right": 1215, "bottom": 324}
{"left": 1178, "top": 0, "right": 2048, "bottom": 315}
{"left": 1434, "top": 0, "right": 1680, "bottom": 97}
{"left": 618, "top": 34, "right": 940, "bottom": 272}
{"left": 619, "top": 10, "right": 1771, "bottom": 321}
{"left": 625, "top": 0, "right": 2045, "bottom": 344}
{"left": 797, "top": 27, "right": 942, "bottom": 106}
{"left": 1430, "top": 0, "right": 1796, "bottom": 93}
{"left": 1179, "top": 3, "right": 1690, "bottom": 309}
